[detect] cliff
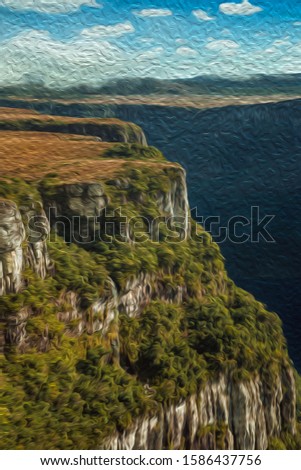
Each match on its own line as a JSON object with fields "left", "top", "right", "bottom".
{"left": 106, "top": 369, "right": 296, "bottom": 450}
{"left": 0, "top": 111, "right": 298, "bottom": 450}
{"left": 0, "top": 108, "right": 147, "bottom": 145}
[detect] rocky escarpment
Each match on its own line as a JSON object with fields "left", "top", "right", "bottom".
{"left": 0, "top": 199, "right": 52, "bottom": 351}
{"left": 0, "top": 172, "right": 297, "bottom": 449}
{"left": 43, "top": 166, "right": 189, "bottom": 244}
{"left": 0, "top": 123, "right": 298, "bottom": 450}
{"left": 105, "top": 369, "right": 296, "bottom": 450}
{"left": 0, "top": 200, "right": 24, "bottom": 296}
{"left": 0, "top": 115, "right": 147, "bottom": 145}
{"left": 1, "top": 168, "right": 190, "bottom": 351}
{"left": 1, "top": 273, "right": 297, "bottom": 449}
{"left": 0, "top": 199, "right": 52, "bottom": 296}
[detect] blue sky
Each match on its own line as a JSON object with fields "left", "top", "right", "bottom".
{"left": 0, "top": 0, "right": 301, "bottom": 87}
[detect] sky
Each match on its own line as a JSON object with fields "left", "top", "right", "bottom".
{"left": 0, "top": 0, "right": 301, "bottom": 87}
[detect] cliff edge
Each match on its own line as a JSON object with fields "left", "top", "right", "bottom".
{"left": 0, "top": 109, "right": 298, "bottom": 450}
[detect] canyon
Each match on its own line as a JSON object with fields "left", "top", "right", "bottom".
{"left": 0, "top": 109, "right": 298, "bottom": 450}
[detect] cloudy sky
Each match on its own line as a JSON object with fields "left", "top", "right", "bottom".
{"left": 0, "top": 0, "right": 301, "bottom": 87}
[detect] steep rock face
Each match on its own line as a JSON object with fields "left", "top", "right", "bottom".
{"left": 44, "top": 167, "right": 190, "bottom": 243}
{"left": 24, "top": 203, "right": 53, "bottom": 278}
{"left": 52, "top": 272, "right": 186, "bottom": 360}
{"left": 0, "top": 200, "right": 52, "bottom": 295}
{"left": 5, "top": 308, "right": 30, "bottom": 349}
{"left": 50, "top": 122, "right": 147, "bottom": 145}
{"left": 156, "top": 168, "right": 190, "bottom": 240}
{"left": 0, "top": 200, "right": 52, "bottom": 351}
{"left": 0, "top": 168, "right": 190, "bottom": 350}
{"left": 57, "top": 282, "right": 119, "bottom": 339}
{"left": 0, "top": 161, "right": 297, "bottom": 449}
{"left": 45, "top": 183, "right": 108, "bottom": 243}
{"left": 105, "top": 369, "right": 296, "bottom": 450}
{"left": 15, "top": 268, "right": 294, "bottom": 450}
{"left": 0, "top": 119, "right": 148, "bottom": 146}
{"left": 119, "top": 272, "right": 186, "bottom": 318}
{"left": 0, "top": 200, "right": 24, "bottom": 296}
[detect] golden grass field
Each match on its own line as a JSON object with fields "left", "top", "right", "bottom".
{"left": 0, "top": 107, "right": 132, "bottom": 126}
{"left": 0, "top": 107, "right": 176, "bottom": 183}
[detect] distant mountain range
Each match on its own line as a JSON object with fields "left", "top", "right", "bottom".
{"left": 92, "top": 74, "right": 301, "bottom": 96}
{"left": 1, "top": 74, "right": 301, "bottom": 98}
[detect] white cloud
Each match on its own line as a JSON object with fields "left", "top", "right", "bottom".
{"left": 252, "top": 42, "right": 301, "bottom": 74}
{"left": 2, "top": 26, "right": 301, "bottom": 86}
{"left": 137, "top": 47, "right": 164, "bottom": 60}
{"left": 219, "top": 0, "right": 262, "bottom": 17}
{"left": 0, "top": 30, "right": 169, "bottom": 87}
{"left": 0, "top": 30, "right": 126, "bottom": 87}
{"left": 140, "top": 37, "right": 154, "bottom": 43}
{"left": 175, "top": 38, "right": 187, "bottom": 45}
{"left": 206, "top": 39, "right": 240, "bottom": 51}
{"left": 221, "top": 29, "right": 232, "bottom": 36}
{"left": 133, "top": 8, "right": 172, "bottom": 18}
{"left": 264, "top": 47, "right": 277, "bottom": 55}
{"left": 81, "top": 22, "right": 135, "bottom": 38}
{"left": 0, "top": 0, "right": 101, "bottom": 13}
{"left": 273, "top": 38, "right": 292, "bottom": 48}
{"left": 176, "top": 46, "right": 198, "bottom": 57}
{"left": 192, "top": 9, "right": 215, "bottom": 21}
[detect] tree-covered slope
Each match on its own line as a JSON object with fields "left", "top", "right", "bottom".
{"left": 0, "top": 113, "right": 299, "bottom": 450}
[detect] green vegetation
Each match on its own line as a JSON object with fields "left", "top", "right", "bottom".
{"left": 0, "top": 178, "right": 40, "bottom": 207}
{"left": 0, "top": 344, "right": 156, "bottom": 449}
{"left": 103, "top": 144, "right": 165, "bottom": 161}
{"left": 0, "top": 146, "right": 299, "bottom": 450}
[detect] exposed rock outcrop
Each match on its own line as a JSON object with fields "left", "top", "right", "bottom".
{"left": 0, "top": 200, "right": 52, "bottom": 351}
{"left": 156, "top": 168, "right": 190, "bottom": 240}
{"left": 0, "top": 200, "right": 24, "bottom": 296}
{"left": 0, "top": 155, "right": 297, "bottom": 450}
{"left": 24, "top": 203, "right": 53, "bottom": 278}
{"left": 44, "top": 167, "right": 190, "bottom": 243}
{"left": 105, "top": 369, "right": 296, "bottom": 450}
{"left": 45, "top": 183, "right": 108, "bottom": 243}
{"left": 0, "top": 199, "right": 52, "bottom": 296}
{"left": 0, "top": 117, "right": 148, "bottom": 145}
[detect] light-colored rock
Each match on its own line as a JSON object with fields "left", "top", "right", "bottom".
{"left": 104, "top": 370, "right": 296, "bottom": 450}
{"left": 155, "top": 168, "right": 190, "bottom": 241}
{"left": 0, "top": 170, "right": 296, "bottom": 451}
{"left": 0, "top": 200, "right": 25, "bottom": 295}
